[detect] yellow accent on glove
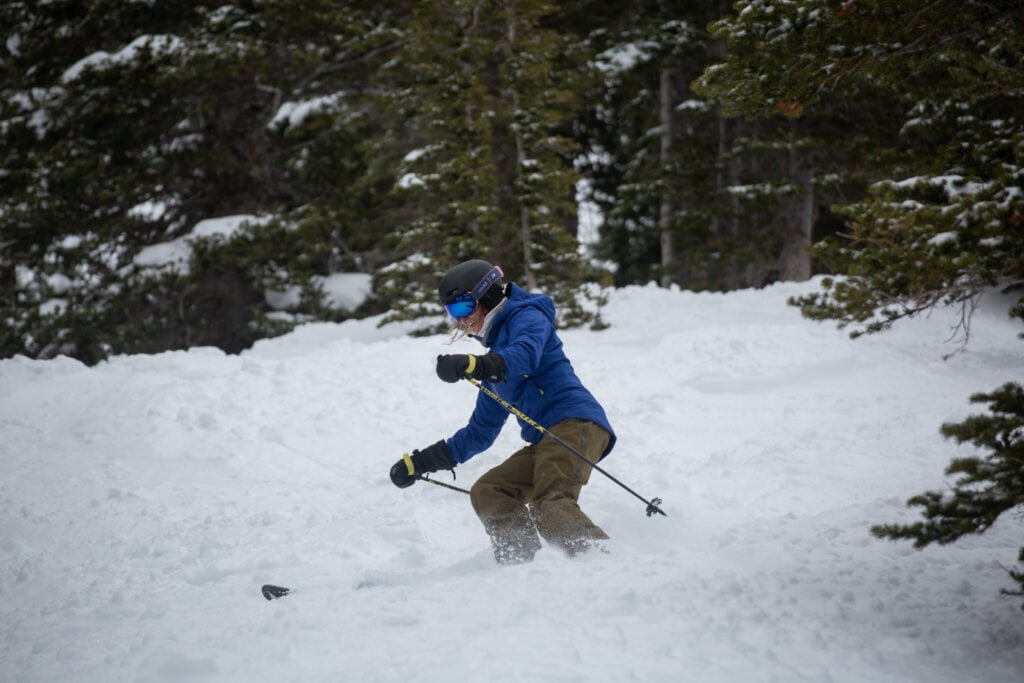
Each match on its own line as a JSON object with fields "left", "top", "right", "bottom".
{"left": 403, "top": 452, "right": 415, "bottom": 476}
{"left": 464, "top": 354, "right": 477, "bottom": 376}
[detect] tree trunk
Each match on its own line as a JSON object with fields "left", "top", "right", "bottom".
{"left": 505, "top": 3, "right": 538, "bottom": 290}
{"left": 712, "top": 1, "right": 743, "bottom": 290}
{"left": 715, "top": 109, "right": 744, "bottom": 290}
{"left": 658, "top": 65, "right": 675, "bottom": 288}
{"left": 779, "top": 138, "right": 814, "bottom": 281}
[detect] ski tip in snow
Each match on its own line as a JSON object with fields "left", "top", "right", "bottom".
{"left": 261, "top": 584, "right": 292, "bottom": 600}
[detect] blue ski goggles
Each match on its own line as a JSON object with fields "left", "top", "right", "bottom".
{"left": 444, "top": 265, "right": 503, "bottom": 320}
{"left": 444, "top": 292, "right": 478, "bottom": 320}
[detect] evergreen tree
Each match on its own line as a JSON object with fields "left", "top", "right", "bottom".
{"left": 572, "top": 0, "right": 719, "bottom": 288}
{"left": 872, "top": 384, "right": 1024, "bottom": 605}
{"left": 376, "top": 0, "right": 605, "bottom": 329}
{"left": 792, "top": 95, "right": 1024, "bottom": 340}
{"left": 697, "top": 0, "right": 1024, "bottom": 335}
{"left": 572, "top": 0, "right": 875, "bottom": 291}
{"left": 0, "top": 1, "right": 403, "bottom": 362}
{"left": 699, "top": 0, "right": 1024, "bottom": 604}
{"left": 694, "top": 1, "right": 912, "bottom": 291}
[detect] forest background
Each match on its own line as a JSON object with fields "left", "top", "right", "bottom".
{"left": 2, "top": 0, "right": 1021, "bottom": 362}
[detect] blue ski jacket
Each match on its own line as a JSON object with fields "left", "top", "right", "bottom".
{"left": 445, "top": 283, "right": 616, "bottom": 464}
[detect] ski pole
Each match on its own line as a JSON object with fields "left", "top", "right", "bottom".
{"left": 419, "top": 473, "right": 470, "bottom": 495}
{"left": 467, "top": 378, "right": 666, "bottom": 517}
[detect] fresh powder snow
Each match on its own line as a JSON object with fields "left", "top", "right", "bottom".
{"left": 1, "top": 279, "right": 1023, "bottom": 682}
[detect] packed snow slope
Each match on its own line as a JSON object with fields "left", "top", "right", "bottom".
{"left": 2, "top": 280, "right": 1023, "bottom": 683}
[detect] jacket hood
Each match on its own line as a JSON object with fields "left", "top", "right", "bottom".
{"left": 483, "top": 283, "right": 554, "bottom": 346}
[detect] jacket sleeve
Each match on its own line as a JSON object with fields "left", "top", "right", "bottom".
{"left": 445, "top": 389, "right": 508, "bottom": 463}
{"left": 496, "top": 307, "right": 550, "bottom": 379}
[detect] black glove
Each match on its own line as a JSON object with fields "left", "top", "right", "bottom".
{"left": 389, "top": 440, "right": 456, "bottom": 489}
{"left": 436, "top": 353, "right": 506, "bottom": 383}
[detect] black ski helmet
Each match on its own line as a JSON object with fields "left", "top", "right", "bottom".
{"left": 438, "top": 259, "right": 504, "bottom": 310}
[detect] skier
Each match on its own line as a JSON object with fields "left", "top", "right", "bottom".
{"left": 389, "top": 259, "right": 616, "bottom": 563}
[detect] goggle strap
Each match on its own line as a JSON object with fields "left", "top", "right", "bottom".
{"left": 469, "top": 266, "right": 503, "bottom": 302}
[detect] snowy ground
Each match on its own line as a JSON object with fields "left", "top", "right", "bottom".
{"left": 2, "top": 279, "right": 1023, "bottom": 682}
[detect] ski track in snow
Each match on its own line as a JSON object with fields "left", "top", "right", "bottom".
{"left": 2, "top": 280, "right": 1023, "bottom": 682}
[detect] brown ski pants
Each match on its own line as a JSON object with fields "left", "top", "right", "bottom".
{"left": 469, "top": 419, "right": 610, "bottom": 564}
